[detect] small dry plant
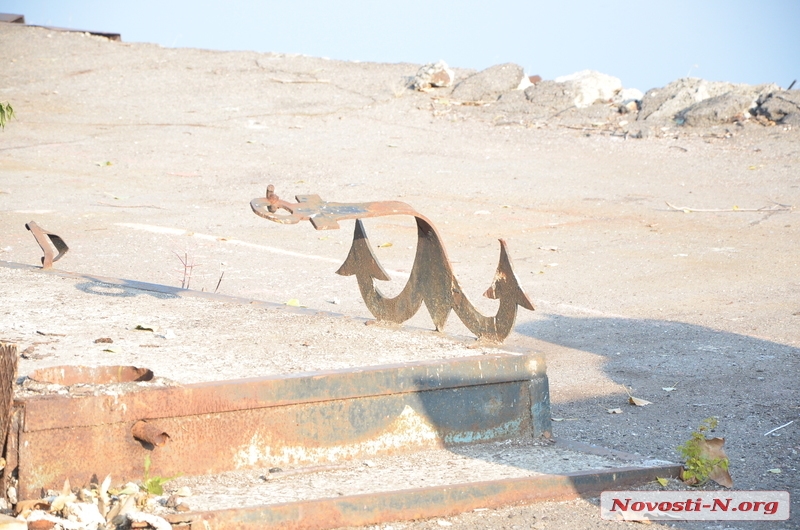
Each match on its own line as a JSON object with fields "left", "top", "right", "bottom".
{"left": 174, "top": 250, "right": 199, "bottom": 289}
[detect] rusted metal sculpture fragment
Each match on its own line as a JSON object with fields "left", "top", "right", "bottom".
{"left": 25, "top": 221, "right": 68, "bottom": 269}
{"left": 252, "top": 185, "right": 533, "bottom": 342}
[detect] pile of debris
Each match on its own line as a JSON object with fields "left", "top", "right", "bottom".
{"left": 411, "top": 60, "right": 799, "bottom": 133}
{"left": 1, "top": 476, "right": 187, "bottom": 530}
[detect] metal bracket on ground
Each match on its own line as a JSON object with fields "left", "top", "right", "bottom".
{"left": 25, "top": 221, "right": 68, "bottom": 269}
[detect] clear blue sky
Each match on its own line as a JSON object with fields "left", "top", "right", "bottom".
{"left": 2, "top": 0, "right": 798, "bottom": 91}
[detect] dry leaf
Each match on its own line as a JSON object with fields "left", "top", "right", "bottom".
{"left": 656, "top": 477, "right": 669, "bottom": 487}
{"left": 607, "top": 408, "right": 623, "bottom": 414}
{"left": 700, "top": 437, "right": 733, "bottom": 487}
{"left": 134, "top": 325, "right": 155, "bottom": 332}
{"left": 15, "top": 498, "right": 51, "bottom": 515}
{"left": 50, "top": 478, "right": 76, "bottom": 512}
{"left": 629, "top": 396, "right": 652, "bottom": 406}
{"left": 285, "top": 299, "right": 301, "bottom": 307}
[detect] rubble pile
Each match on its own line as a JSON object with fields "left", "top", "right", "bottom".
{"left": 2, "top": 477, "right": 189, "bottom": 530}
{"left": 415, "top": 60, "right": 796, "bottom": 133}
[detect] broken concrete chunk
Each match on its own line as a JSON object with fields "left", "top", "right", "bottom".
{"left": 523, "top": 80, "right": 578, "bottom": 112}
{"left": 553, "top": 70, "right": 623, "bottom": 108}
{"left": 412, "top": 61, "right": 455, "bottom": 91}
{"left": 756, "top": 90, "right": 800, "bottom": 126}
{"left": 638, "top": 78, "right": 779, "bottom": 122}
{"left": 450, "top": 63, "right": 526, "bottom": 102}
{"left": 676, "top": 92, "right": 755, "bottom": 126}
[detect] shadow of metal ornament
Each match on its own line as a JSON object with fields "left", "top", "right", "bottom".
{"left": 251, "top": 185, "right": 533, "bottom": 342}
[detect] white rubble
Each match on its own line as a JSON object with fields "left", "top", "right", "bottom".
{"left": 554, "top": 70, "right": 623, "bottom": 108}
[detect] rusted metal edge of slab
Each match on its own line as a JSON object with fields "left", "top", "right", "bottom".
{"left": 24, "top": 24, "right": 121, "bottom": 40}
{"left": 166, "top": 463, "right": 683, "bottom": 530}
{"left": 19, "top": 352, "right": 544, "bottom": 432}
{"left": 0, "top": 13, "right": 24, "bottom": 23}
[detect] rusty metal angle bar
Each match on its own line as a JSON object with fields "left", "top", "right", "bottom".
{"left": 251, "top": 186, "right": 534, "bottom": 342}
{"left": 165, "top": 463, "right": 683, "bottom": 530}
{"left": 25, "top": 221, "right": 68, "bottom": 269}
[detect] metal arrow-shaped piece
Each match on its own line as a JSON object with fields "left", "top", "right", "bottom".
{"left": 252, "top": 186, "right": 534, "bottom": 343}
{"left": 25, "top": 221, "right": 69, "bottom": 269}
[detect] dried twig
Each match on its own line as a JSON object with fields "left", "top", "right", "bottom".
{"left": 665, "top": 201, "right": 793, "bottom": 213}
{"left": 174, "top": 251, "right": 199, "bottom": 289}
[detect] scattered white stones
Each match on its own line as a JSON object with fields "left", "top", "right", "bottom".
{"left": 127, "top": 511, "right": 172, "bottom": 530}
{"left": 27, "top": 510, "right": 83, "bottom": 530}
{"left": 63, "top": 502, "right": 106, "bottom": 530}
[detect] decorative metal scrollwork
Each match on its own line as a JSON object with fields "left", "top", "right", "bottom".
{"left": 252, "top": 185, "right": 533, "bottom": 342}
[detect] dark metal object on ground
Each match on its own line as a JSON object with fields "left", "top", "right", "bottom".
{"left": 251, "top": 185, "right": 534, "bottom": 342}
{"left": 25, "top": 221, "right": 68, "bottom": 269}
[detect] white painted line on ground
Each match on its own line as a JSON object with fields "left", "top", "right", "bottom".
{"left": 115, "top": 222, "right": 411, "bottom": 278}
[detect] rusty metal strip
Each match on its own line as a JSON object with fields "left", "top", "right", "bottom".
{"left": 19, "top": 353, "right": 544, "bottom": 432}
{"left": 25, "top": 24, "right": 121, "bottom": 40}
{"left": 0, "top": 343, "right": 17, "bottom": 458}
{"left": 165, "top": 463, "right": 683, "bottom": 530}
{"left": 24, "top": 221, "right": 68, "bottom": 269}
{"left": 1, "top": 407, "right": 21, "bottom": 502}
{"left": 252, "top": 186, "right": 534, "bottom": 342}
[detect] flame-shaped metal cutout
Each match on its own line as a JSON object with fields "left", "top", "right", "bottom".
{"left": 252, "top": 186, "right": 533, "bottom": 342}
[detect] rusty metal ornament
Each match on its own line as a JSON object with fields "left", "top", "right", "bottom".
{"left": 25, "top": 221, "right": 68, "bottom": 269}
{"left": 252, "top": 185, "right": 534, "bottom": 342}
